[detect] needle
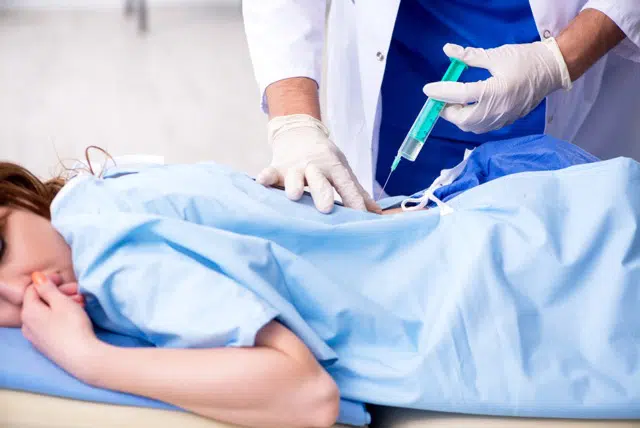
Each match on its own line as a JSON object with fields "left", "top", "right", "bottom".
{"left": 377, "top": 170, "right": 393, "bottom": 201}
{"left": 376, "top": 155, "right": 401, "bottom": 201}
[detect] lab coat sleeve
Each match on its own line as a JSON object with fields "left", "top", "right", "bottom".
{"left": 242, "top": 0, "right": 327, "bottom": 111}
{"left": 582, "top": 0, "right": 640, "bottom": 62}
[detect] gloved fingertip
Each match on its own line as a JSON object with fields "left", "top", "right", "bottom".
{"left": 316, "top": 201, "right": 334, "bottom": 214}
{"left": 314, "top": 189, "right": 337, "bottom": 214}
{"left": 285, "top": 186, "right": 304, "bottom": 201}
{"left": 422, "top": 81, "right": 446, "bottom": 97}
{"left": 362, "top": 194, "right": 382, "bottom": 214}
{"left": 439, "top": 103, "right": 462, "bottom": 120}
{"left": 423, "top": 82, "right": 467, "bottom": 103}
{"left": 370, "top": 203, "right": 383, "bottom": 215}
{"left": 256, "top": 168, "right": 278, "bottom": 186}
{"left": 443, "top": 43, "right": 464, "bottom": 58}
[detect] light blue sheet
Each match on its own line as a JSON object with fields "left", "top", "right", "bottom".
{"left": 47, "top": 148, "right": 640, "bottom": 418}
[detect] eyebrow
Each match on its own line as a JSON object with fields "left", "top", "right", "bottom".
{"left": 0, "top": 210, "right": 8, "bottom": 230}
{"left": 0, "top": 213, "right": 6, "bottom": 249}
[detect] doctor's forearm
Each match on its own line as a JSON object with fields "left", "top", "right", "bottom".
{"left": 265, "top": 77, "right": 322, "bottom": 120}
{"left": 556, "top": 8, "right": 626, "bottom": 81}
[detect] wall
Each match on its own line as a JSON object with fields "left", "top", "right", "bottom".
{"left": 0, "top": 0, "right": 241, "bottom": 9}
{"left": 0, "top": 4, "right": 269, "bottom": 178}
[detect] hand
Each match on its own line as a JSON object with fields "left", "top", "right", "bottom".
{"left": 423, "top": 38, "right": 572, "bottom": 134}
{"left": 21, "top": 273, "right": 100, "bottom": 381}
{"left": 257, "top": 114, "right": 381, "bottom": 214}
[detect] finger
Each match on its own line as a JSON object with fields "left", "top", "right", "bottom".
{"left": 305, "top": 164, "right": 335, "bottom": 214}
{"left": 350, "top": 171, "right": 382, "bottom": 214}
{"left": 21, "top": 324, "right": 33, "bottom": 342}
{"left": 31, "top": 272, "right": 66, "bottom": 307}
{"left": 423, "top": 80, "right": 485, "bottom": 104}
{"left": 440, "top": 104, "right": 490, "bottom": 134}
{"left": 443, "top": 43, "right": 490, "bottom": 69}
{"left": 255, "top": 166, "right": 282, "bottom": 187}
{"left": 70, "top": 294, "right": 86, "bottom": 307}
{"left": 284, "top": 168, "right": 306, "bottom": 201}
{"left": 46, "top": 272, "right": 64, "bottom": 286}
{"left": 21, "top": 286, "right": 48, "bottom": 326}
{"left": 58, "top": 282, "right": 79, "bottom": 296}
{"left": 360, "top": 185, "right": 382, "bottom": 214}
{"left": 331, "top": 167, "right": 367, "bottom": 211}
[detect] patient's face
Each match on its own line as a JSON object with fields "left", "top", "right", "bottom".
{"left": 0, "top": 207, "right": 75, "bottom": 327}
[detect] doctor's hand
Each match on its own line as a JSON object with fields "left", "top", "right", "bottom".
{"left": 257, "top": 114, "right": 381, "bottom": 214}
{"left": 423, "top": 38, "right": 572, "bottom": 134}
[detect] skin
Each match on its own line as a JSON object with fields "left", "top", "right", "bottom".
{"left": 382, "top": 206, "right": 415, "bottom": 215}
{"left": 0, "top": 207, "right": 79, "bottom": 327}
{"left": 0, "top": 206, "right": 340, "bottom": 428}
{"left": 556, "top": 9, "right": 626, "bottom": 82}
{"left": 266, "top": 77, "right": 320, "bottom": 121}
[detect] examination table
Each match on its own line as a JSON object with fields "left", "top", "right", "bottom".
{"left": 2, "top": 390, "right": 640, "bottom": 428}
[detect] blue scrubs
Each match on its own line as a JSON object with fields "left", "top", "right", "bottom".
{"left": 376, "top": 0, "right": 545, "bottom": 196}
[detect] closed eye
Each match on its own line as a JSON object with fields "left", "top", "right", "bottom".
{"left": 0, "top": 215, "right": 7, "bottom": 264}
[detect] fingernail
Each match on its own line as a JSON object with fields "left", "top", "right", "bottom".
{"left": 71, "top": 295, "right": 85, "bottom": 305}
{"left": 31, "top": 272, "right": 47, "bottom": 286}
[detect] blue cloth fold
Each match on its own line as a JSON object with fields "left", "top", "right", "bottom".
{"left": 424, "top": 135, "right": 600, "bottom": 204}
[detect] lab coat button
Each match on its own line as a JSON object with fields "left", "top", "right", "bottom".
{"left": 543, "top": 30, "right": 552, "bottom": 39}
{"left": 547, "top": 115, "right": 554, "bottom": 124}
{"left": 376, "top": 51, "right": 385, "bottom": 62}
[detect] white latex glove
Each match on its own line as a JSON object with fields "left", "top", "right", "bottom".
{"left": 257, "top": 114, "right": 381, "bottom": 214}
{"left": 423, "top": 38, "right": 572, "bottom": 134}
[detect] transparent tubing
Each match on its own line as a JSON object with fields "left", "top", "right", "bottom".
{"left": 396, "top": 58, "right": 468, "bottom": 164}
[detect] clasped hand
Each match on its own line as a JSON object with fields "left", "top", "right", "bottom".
{"left": 21, "top": 273, "right": 100, "bottom": 381}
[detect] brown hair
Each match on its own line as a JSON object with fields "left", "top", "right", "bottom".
{"left": 0, "top": 146, "right": 113, "bottom": 220}
{"left": 0, "top": 163, "right": 64, "bottom": 220}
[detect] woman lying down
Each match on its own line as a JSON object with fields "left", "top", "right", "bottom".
{"left": 0, "top": 134, "right": 638, "bottom": 428}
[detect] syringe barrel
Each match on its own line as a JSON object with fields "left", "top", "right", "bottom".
{"left": 398, "top": 58, "right": 467, "bottom": 162}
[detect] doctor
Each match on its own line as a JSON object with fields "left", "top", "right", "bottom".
{"left": 243, "top": 1, "right": 640, "bottom": 213}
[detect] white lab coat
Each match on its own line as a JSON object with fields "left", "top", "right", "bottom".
{"left": 243, "top": 0, "right": 640, "bottom": 195}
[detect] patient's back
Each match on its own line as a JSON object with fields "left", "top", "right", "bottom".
{"left": 49, "top": 153, "right": 640, "bottom": 419}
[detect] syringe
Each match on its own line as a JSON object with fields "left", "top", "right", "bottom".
{"left": 378, "top": 57, "right": 468, "bottom": 198}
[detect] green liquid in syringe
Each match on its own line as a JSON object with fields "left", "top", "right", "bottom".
{"left": 392, "top": 57, "right": 468, "bottom": 169}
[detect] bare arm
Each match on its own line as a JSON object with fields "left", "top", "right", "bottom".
{"left": 81, "top": 322, "right": 339, "bottom": 428}
{"left": 265, "top": 77, "right": 322, "bottom": 120}
{"left": 556, "top": 8, "right": 626, "bottom": 81}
